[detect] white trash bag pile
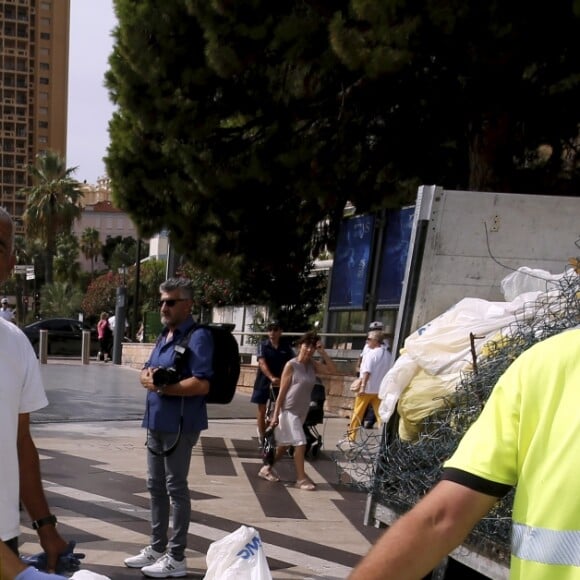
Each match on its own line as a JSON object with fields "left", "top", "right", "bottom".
{"left": 378, "top": 266, "right": 571, "bottom": 440}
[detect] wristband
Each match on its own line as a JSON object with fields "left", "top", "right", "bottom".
{"left": 31, "top": 514, "right": 57, "bottom": 530}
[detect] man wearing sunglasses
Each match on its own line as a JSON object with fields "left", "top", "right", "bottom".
{"left": 124, "top": 278, "right": 213, "bottom": 578}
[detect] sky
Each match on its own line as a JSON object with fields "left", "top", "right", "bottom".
{"left": 66, "top": 0, "right": 117, "bottom": 185}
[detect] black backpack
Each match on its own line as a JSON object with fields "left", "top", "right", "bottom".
{"left": 173, "top": 322, "right": 240, "bottom": 404}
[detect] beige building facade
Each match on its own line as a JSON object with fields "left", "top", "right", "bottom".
{"left": 79, "top": 175, "right": 112, "bottom": 206}
{"left": 0, "top": 0, "right": 70, "bottom": 233}
{"left": 72, "top": 198, "right": 139, "bottom": 273}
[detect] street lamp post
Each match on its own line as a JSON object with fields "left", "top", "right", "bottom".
{"left": 112, "top": 267, "right": 127, "bottom": 365}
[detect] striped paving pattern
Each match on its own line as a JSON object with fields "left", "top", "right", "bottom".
{"left": 24, "top": 420, "right": 382, "bottom": 579}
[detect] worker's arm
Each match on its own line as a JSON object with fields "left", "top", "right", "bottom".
{"left": 348, "top": 480, "right": 498, "bottom": 580}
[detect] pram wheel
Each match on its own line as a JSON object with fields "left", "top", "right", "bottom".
{"left": 308, "top": 435, "right": 323, "bottom": 459}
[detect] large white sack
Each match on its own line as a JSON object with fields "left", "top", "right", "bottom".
{"left": 403, "top": 292, "right": 541, "bottom": 375}
{"left": 378, "top": 352, "right": 419, "bottom": 424}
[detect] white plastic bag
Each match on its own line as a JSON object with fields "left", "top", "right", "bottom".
{"left": 500, "top": 266, "right": 566, "bottom": 301}
{"left": 403, "top": 293, "right": 541, "bottom": 375}
{"left": 204, "top": 525, "right": 272, "bottom": 580}
{"left": 378, "top": 352, "right": 419, "bottom": 424}
{"left": 70, "top": 572, "right": 111, "bottom": 580}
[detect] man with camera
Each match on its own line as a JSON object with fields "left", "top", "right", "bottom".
{"left": 124, "top": 278, "right": 214, "bottom": 578}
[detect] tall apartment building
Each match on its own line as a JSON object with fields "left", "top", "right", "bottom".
{"left": 0, "top": 0, "right": 70, "bottom": 234}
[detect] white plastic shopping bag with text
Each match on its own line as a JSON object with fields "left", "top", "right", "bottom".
{"left": 204, "top": 525, "right": 272, "bottom": 580}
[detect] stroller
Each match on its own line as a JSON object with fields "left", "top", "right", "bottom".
{"left": 263, "top": 379, "right": 326, "bottom": 460}
{"left": 303, "top": 379, "right": 325, "bottom": 458}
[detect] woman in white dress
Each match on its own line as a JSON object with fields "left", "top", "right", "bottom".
{"left": 258, "top": 331, "right": 337, "bottom": 490}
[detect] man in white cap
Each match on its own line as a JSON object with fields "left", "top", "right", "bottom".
{"left": 0, "top": 298, "right": 15, "bottom": 323}
{"left": 356, "top": 322, "right": 390, "bottom": 429}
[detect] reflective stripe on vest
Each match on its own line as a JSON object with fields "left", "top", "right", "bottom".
{"left": 512, "top": 522, "right": 580, "bottom": 566}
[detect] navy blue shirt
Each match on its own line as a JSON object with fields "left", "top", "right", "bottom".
{"left": 142, "top": 316, "right": 213, "bottom": 433}
{"left": 254, "top": 337, "right": 295, "bottom": 390}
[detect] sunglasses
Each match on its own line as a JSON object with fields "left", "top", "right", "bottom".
{"left": 158, "top": 298, "right": 188, "bottom": 307}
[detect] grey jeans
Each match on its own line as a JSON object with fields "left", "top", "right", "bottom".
{"left": 146, "top": 429, "right": 200, "bottom": 560}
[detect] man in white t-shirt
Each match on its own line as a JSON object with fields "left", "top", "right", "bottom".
{"left": 345, "top": 330, "right": 392, "bottom": 442}
{"left": 356, "top": 321, "right": 391, "bottom": 428}
{"left": 0, "top": 298, "right": 15, "bottom": 323}
{"left": 108, "top": 315, "right": 129, "bottom": 334}
{"left": 0, "top": 209, "right": 68, "bottom": 569}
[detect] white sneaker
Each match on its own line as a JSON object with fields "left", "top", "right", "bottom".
{"left": 141, "top": 553, "right": 187, "bottom": 578}
{"left": 124, "top": 545, "right": 165, "bottom": 568}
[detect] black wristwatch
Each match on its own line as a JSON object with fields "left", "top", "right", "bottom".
{"left": 32, "top": 514, "right": 58, "bottom": 530}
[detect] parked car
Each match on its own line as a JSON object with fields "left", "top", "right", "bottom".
{"left": 22, "top": 318, "right": 99, "bottom": 357}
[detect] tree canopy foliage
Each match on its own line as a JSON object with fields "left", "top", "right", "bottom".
{"left": 101, "top": 235, "right": 138, "bottom": 271}
{"left": 80, "top": 228, "right": 103, "bottom": 279}
{"left": 106, "top": 0, "right": 580, "bottom": 312}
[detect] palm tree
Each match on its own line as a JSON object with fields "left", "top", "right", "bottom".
{"left": 40, "top": 281, "right": 83, "bottom": 318}
{"left": 80, "top": 227, "right": 103, "bottom": 278}
{"left": 54, "top": 232, "right": 81, "bottom": 284}
{"left": 20, "top": 151, "right": 83, "bottom": 284}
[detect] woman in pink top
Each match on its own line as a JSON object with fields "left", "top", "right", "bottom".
{"left": 96, "top": 312, "right": 113, "bottom": 362}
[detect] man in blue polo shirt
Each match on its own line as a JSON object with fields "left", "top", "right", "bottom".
{"left": 124, "top": 278, "right": 213, "bottom": 579}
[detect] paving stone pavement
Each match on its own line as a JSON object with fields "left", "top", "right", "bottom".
{"left": 20, "top": 359, "right": 383, "bottom": 579}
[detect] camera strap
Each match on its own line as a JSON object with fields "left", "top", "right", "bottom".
{"left": 145, "top": 327, "right": 195, "bottom": 457}
{"left": 146, "top": 397, "right": 185, "bottom": 457}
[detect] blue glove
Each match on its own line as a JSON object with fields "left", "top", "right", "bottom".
{"left": 15, "top": 568, "right": 68, "bottom": 580}
{"left": 20, "top": 541, "right": 85, "bottom": 575}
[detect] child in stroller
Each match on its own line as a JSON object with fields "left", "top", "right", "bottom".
{"left": 263, "top": 379, "right": 325, "bottom": 460}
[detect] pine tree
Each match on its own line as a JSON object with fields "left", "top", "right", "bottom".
{"left": 105, "top": 0, "right": 580, "bottom": 314}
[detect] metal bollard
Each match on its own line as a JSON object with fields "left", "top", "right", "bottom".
{"left": 39, "top": 329, "right": 48, "bottom": 364}
{"left": 81, "top": 330, "right": 91, "bottom": 365}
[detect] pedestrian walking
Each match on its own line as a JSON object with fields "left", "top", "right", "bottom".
{"left": 355, "top": 321, "right": 391, "bottom": 429}
{"left": 343, "top": 329, "right": 391, "bottom": 444}
{"left": 96, "top": 312, "right": 112, "bottom": 361}
{"left": 258, "top": 331, "right": 337, "bottom": 490}
{"left": 250, "top": 319, "right": 294, "bottom": 446}
{"left": 0, "top": 297, "right": 15, "bottom": 323}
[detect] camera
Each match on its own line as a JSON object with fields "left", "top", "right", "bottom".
{"left": 152, "top": 367, "right": 179, "bottom": 387}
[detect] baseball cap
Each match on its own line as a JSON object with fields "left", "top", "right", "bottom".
{"left": 1, "top": 298, "right": 8, "bottom": 305}
{"left": 368, "top": 321, "right": 383, "bottom": 330}
{"left": 267, "top": 319, "right": 281, "bottom": 330}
